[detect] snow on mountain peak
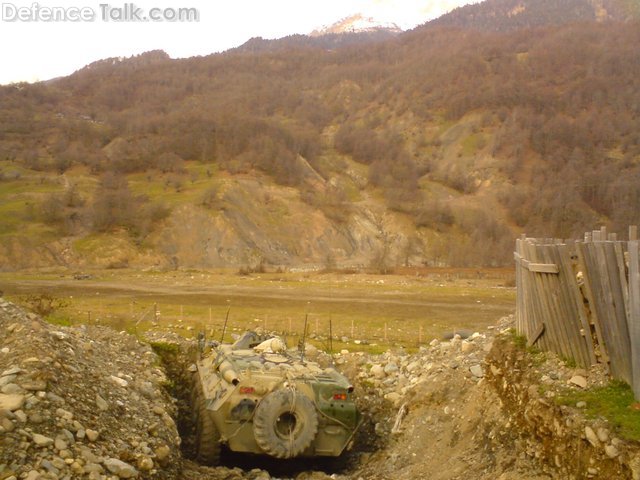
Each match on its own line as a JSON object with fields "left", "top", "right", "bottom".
{"left": 310, "top": 13, "right": 403, "bottom": 37}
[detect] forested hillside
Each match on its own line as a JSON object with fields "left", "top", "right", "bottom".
{"left": 0, "top": 0, "right": 638, "bottom": 270}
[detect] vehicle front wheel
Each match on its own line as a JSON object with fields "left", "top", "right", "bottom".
{"left": 193, "top": 379, "right": 221, "bottom": 465}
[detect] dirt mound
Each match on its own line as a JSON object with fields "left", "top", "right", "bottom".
{"left": 0, "top": 299, "right": 181, "bottom": 479}
{"left": 340, "top": 318, "right": 550, "bottom": 480}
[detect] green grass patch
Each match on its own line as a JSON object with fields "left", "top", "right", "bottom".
{"left": 461, "top": 133, "right": 486, "bottom": 156}
{"left": 44, "top": 312, "right": 73, "bottom": 327}
{"left": 509, "top": 329, "right": 547, "bottom": 360}
{"left": 556, "top": 381, "right": 640, "bottom": 442}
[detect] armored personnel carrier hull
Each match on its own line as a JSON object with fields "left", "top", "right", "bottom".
{"left": 191, "top": 332, "right": 360, "bottom": 464}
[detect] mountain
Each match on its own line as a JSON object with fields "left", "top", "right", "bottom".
{"left": 310, "top": 14, "right": 403, "bottom": 36}
{"left": 230, "top": 30, "right": 399, "bottom": 55}
{"left": 0, "top": 0, "right": 638, "bottom": 271}
{"left": 428, "top": 0, "right": 637, "bottom": 31}
{"left": 230, "top": 13, "right": 402, "bottom": 55}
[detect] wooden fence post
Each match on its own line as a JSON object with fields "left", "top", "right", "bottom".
{"left": 628, "top": 241, "right": 640, "bottom": 400}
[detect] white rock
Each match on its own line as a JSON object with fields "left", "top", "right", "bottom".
{"left": 585, "top": 426, "right": 600, "bottom": 447}
{"left": 384, "top": 363, "right": 399, "bottom": 375}
{"left": 605, "top": 444, "right": 619, "bottom": 458}
{"left": 96, "top": 394, "right": 109, "bottom": 411}
{"left": 104, "top": 458, "right": 138, "bottom": 478}
{"left": 470, "top": 365, "right": 484, "bottom": 378}
{"left": 0, "top": 375, "right": 16, "bottom": 388}
{"left": 370, "top": 365, "right": 385, "bottom": 379}
{"left": 32, "top": 433, "right": 54, "bottom": 447}
{"left": 110, "top": 376, "right": 129, "bottom": 388}
{"left": 596, "top": 427, "right": 609, "bottom": 443}
{"left": 55, "top": 437, "right": 68, "bottom": 450}
{"left": 0, "top": 393, "right": 25, "bottom": 411}
{"left": 24, "top": 471, "right": 40, "bottom": 480}
{"left": 56, "top": 408, "right": 74, "bottom": 421}
{"left": 86, "top": 429, "right": 99, "bottom": 442}
{"left": 406, "top": 361, "right": 420, "bottom": 373}
{"left": 568, "top": 376, "right": 587, "bottom": 389}
{"left": 461, "top": 341, "right": 475, "bottom": 353}
{"left": 1, "top": 367, "right": 23, "bottom": 376}
{"left": 1, "top": 383, "right": 24, "bottom": 395}
{"left": 137, "top": 456, "right": 154, "bottom": 471}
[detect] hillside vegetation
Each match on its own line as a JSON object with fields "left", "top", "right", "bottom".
{"left": 0, "top": 0, "right": 639, "bottom": 270}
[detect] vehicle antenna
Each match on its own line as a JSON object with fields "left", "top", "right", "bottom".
{"left": 300, "top": 313, "right": 309, "bottom": 361}
{"left": 220, "top": 306, "right": 231, "bottom": 342}
{"left": 329, "top": 316, "right": 333, "bottom": 355}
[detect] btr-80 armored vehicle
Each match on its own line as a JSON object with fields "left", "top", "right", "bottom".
{"left": 191, "top": 332, "right": 360, "bottom": 464}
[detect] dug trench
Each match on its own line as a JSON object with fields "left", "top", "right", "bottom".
{"left": 3, "top": 297, "right": 640, "bottom": 480}
{"left": 147, "top": 319, "right": 640, "bottom": 480}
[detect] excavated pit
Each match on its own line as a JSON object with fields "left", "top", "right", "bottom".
{"left": 151, "top": 339, "right": 383, "bottom": 479}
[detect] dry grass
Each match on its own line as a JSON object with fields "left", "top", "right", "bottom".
{"left": 0, "top": 268, "right": 515, "bottom": 352}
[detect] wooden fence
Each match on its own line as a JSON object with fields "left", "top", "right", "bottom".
{"left": 515, "top": 226, "right": 640, "bottom": 400}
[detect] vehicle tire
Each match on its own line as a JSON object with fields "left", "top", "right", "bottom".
{"left": 253, "top": 389, "right": 319, "bottom": 459}
{"left": 193, "top": 379, "right": 221, "bottom": 465}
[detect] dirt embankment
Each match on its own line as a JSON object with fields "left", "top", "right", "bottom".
{"left": 2, "top": 297, "right": 640, "bottom": 480}
{"left": 486, "top": 337, "right": 640, "bottom": 479}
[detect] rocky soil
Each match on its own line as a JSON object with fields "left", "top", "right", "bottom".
{"left": 2, "top": 296, "right": 640, "bottom": 480}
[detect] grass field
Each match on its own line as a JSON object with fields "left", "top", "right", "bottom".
{"left": 0, "top": 268, "right": 515, "bottom": 353}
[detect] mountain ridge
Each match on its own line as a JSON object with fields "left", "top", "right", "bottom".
{"left": 427, "top": 0, "right": 637, "bottom": 31}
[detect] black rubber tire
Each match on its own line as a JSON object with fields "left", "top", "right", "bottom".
{"left": 193, "top": 380, "right": 221, "bottom": 465}
{"left": 253, "top": 389, "right": 319, "bottom": 459}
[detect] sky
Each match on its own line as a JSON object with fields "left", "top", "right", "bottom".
{"left": 0, "top": 0, "right": 479, "bottom": 85}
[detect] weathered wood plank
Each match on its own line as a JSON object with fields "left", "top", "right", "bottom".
{"left": 547, "top": 244, "right": 592, "bottom": 366}
{"left": 528, "top": 263, "right": 560, "bottom": 274}
{"left": 594, "top": 242, "right": 631, "bottom": 383}
{"left": 531, "top": 243, "right": 570, "bottom": 359}
{"left": 575, "top": 242, "right": 610, "bottom": 369}
{"left": 555, "top": 244, "right": 596, "bottom": 366}
{"left": 541, "top": 244, "right": 579, "bottom": 363}
{"left": 528, "top": 322, "right": 545, "bottom": 347}
{"left": 524, "top": 241, "right": 554, "bottom": 352}
{"left": 591, "top": 242, "right": 618, "bottom": 370}
{"left": 515, "top": 239, "right": 525, "bottom": 336}
{"left": 514, "top": 252, "right": 559, "bottom": 274}
{"left": 628, "top": 241, "right": 640, "bottom": 400}
{"left": 603, "top": 242, "right": 632, "bottom": 384}
{"left": 614, "top": 241, "right": 630, "bottom": 331}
